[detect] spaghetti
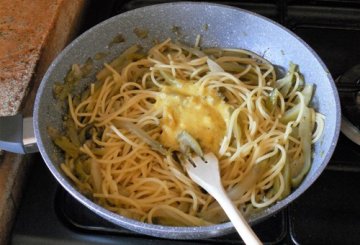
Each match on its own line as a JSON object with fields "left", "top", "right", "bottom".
{"left": 51, "top": 38, "right": 324, "bottom": 226}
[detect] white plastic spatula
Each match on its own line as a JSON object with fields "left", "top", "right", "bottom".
{"left": 185, "top": 152, "right": 262, "bottom": 245}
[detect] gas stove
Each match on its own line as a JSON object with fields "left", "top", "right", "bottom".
{"left": 11, "top": 1, "right": 360, "bottom": 244}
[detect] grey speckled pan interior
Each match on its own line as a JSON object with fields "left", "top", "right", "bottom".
{"left": 34, "top": 2, "right": 341, "bottom": 239}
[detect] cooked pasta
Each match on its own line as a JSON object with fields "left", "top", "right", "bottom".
{"left": 51, "top": 38, "right": 324, "bottom": 226}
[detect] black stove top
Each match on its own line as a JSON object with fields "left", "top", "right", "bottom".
{"left": 11, "top": 1, "right": 360, "bottom": 244}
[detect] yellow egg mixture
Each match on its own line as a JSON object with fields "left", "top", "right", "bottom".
{"left": 155, "top": 83, "right": 231, "bottom": 153}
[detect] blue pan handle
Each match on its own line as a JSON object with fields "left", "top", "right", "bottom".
{"left": 0, "top": 115, "right": 38, "bottom": 154}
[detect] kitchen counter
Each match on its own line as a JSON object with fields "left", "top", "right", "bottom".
{"left": 0, "top": 0, "right": 87, "bottom": 244}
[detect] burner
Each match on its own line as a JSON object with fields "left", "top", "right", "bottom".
{"left": 337, "top": 64, "right": 360, "bottom": 145}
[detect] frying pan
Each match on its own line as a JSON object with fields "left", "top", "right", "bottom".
{"left": 0, "top": 2, "right": 341, "bottom": 239}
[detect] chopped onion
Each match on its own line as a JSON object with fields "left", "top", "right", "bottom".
{"left": 207, "top": 58, "right": 224, "bottom": 73}
{"left": 174, "top": 42, "right": 206, "bottom": 57}
{"left": 301, "top": 84, "right": 314, "bottom": 106}
{"left": 120, "top": 121, "right": 168, "bottom": 156}
{"left": 177, "top": 131, "right": 203, "bottom": 157}
{"left": 90, "top": 159, "right": 102, "bottom": 193}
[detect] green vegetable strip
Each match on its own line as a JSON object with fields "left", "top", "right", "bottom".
{"left": 291, "top": 106, "right": 312, "bottom": 187}
{"left": 280, "top": 103, "right": 301, "bottom": 124}
{"left": 275, "top": 62, "right": 297, "bottom": 97}
{"left": 65, "top": 119, "right": 81, "bottom": 147}
{"left": 75, "top": 160, "right": 89, "bottom": 182}
{"left": 53, "top": 58, "right": 94, "bottom": 101}
{"left": 48, "top": 126, "right": 79, "bottom": 158}
{"left": 265, "top": 88, "right": 280, "bottom": 113}
{"left": 54, "top": 136, "right": 79, "bottom": 158}
{"left": 219, "top": 62, "right": 247, "bottom": 73}
{"left": 280, "top": 157, "right": 291, "bottom": 199}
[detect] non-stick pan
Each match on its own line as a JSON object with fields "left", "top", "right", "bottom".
{"left": 0, "top": 2, "right": 341, "bottom": 239}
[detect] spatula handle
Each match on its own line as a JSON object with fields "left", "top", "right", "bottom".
{"left": 210, "top": 186, "right": 262, "bottom": 245}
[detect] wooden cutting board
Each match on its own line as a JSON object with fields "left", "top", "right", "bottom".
{"left": 0, "top": 0, "right": 87, "bottom": 244}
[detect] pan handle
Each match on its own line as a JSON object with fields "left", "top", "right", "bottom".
{"left": 0, "top": 115, "right": 38, "bottom": 154}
